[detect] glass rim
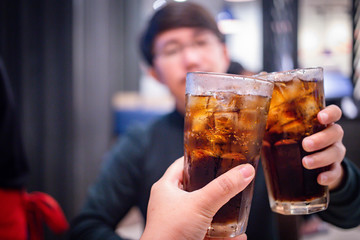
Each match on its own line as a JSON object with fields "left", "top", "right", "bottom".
{"left": 258, "top": 67, "right": 323, "bottom": 75}
{"left": 187, "top": 71, "right": 274, "bottom": 86}
{"left": 254, "top": 67, "right": 324, "bottom": 82}
{"left": 186, "top": 71, "right": 274, "bottom": 97}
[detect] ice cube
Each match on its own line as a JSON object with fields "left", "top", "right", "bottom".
{"left": 214, "top": 112, "right": 238, "bottom": 134}
{"left": 185, "top": 131, "right": 211, "bottom": 151}
{"left": 186, "top": 95, "right": 210, "bottom": 111}
{"left": 190, "top": 149, "right": 216, "bottom": 163}
{"left": 287, "top": 78, "right": 303, "bottom": 99}
{"left": 238, "top": 109, "right": 259, "bottom": 131}
{"left": 271, "top": 84, "right": 288, "bottom": 108}
{"left": 300, "top": 79, "right": 318, "bottom": 96}
{"left": 240, "top": 94, "right": 263, "bottom": 110}
{"left": 267, "top": 102, "right": 297, "bottom": 133}
{"left": 297, "top": 95, "right": 320, "bottom": 123}
{"left": 281, "top": 120, "right": 306, "bottom": 138}
{"left": 211, "top": 92, "right": 240, "bottom": 112}
{"left": 191, "top": 111, "right": 212, "bottom": 132}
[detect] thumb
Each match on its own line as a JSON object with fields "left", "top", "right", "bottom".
{"left": 195, "top": 164, "right": 255, "bottom": 215}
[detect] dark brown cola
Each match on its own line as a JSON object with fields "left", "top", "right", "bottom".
{"left": 261, "top": 138, "right": 328, "bottom": 202}
{"left": 183, "top": 93, "right": 270, "bottom": 224}
{"left": 261, "top": 75, "right": 329, "bottom": 214}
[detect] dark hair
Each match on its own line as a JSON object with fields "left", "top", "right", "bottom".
{"left": 139, "top": 1, "right": 225, "bottom": 66}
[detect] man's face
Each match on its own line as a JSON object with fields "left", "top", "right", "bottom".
{"left": 150, "top": 28, "right": 230, "bottom": 114}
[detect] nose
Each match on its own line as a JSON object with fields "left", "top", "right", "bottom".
{"left": 181, "top": 46, "right": 202, "bottom": 72}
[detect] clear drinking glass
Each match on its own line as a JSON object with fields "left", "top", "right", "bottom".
{"left": 183, "top": 72, "right": 274, "bottom": 237}
{"left": 259, "top": 67, "right": 329, "bottom": 215}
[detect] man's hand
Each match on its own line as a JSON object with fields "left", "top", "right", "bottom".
{"left": 302, "top": 105, "right": 346, "bottom": 190}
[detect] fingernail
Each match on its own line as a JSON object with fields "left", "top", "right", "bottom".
{"left": 303, "top": 157, "right": 314, "bottom": 168}
{"left": 319, "top": 112, "right": 328, "bottom": 123}
{"left": 303, "top": 139, "right": 314, "bottom": 150}
{"left": 239, "top": 165, "right": 254, "bottom": 179}
{"left": 320, "top": 174, "right": 328, "bottom": 184}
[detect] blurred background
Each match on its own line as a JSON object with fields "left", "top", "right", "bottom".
{"left": 1, "top": 0, "right": 359, "bottom": 239}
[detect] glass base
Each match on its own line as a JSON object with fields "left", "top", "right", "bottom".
{"left": 270, "top": 196, "right": 329, "bottom": 215}
{"left": 206, "top": 222, "right": 245, "bottom": 238}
